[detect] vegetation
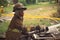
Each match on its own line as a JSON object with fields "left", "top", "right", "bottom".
{"left": 0, "top": 21, "right": 10, "bottom": 33}
{"left": 0, "top": 0, "right": 8, "bottom": 7}
{"left": 0, "top": 0, "right": 60, "bottom": 34}
{"left": 4, "top": 2, "right": 56, "bottom": 12}
{"left": 0, "top": 13, "right": 1, "bottom": 17}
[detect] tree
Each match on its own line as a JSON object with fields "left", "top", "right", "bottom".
{"left": 12, "top": 0, "right": 18, "bottom": 4}
{"left": 0, "top": 0, "right": 8, "bottom": 7}
{"left": 57, "top": 0, "right": 60, "bottom": 17}
{"left": 52, "top": 0, "right": 60, "bottom": 18}
{"left": 18, "top": 0, "right": 26, "bottom": 5}
{"left": 55, "top": 0, "right": 58, "bottom": 3}
{"left": 26, "top": 0, "right": 38, "bottom": 4}
{"left": 35, "top": 0, "right": 38, "bottom": 4}
{"left": 49, "top": 0, "right": 52, "bottom": 3}
{"left": 26, "top": 0, "right": 31, "bottom": 4}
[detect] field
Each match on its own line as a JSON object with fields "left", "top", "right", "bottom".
{"left": 0, "top": 2, "right": 59, "bottom": 33}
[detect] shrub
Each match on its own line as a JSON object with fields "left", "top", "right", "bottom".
{"left": 0, "top": 0, "right": 8, "bottom": 7}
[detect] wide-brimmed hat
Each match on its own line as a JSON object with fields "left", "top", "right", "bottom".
{"left": 13, "top": 3, "right": 27, "bottom": 12}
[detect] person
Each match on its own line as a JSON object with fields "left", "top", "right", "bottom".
{"left": 35, "top": 25, "right": 41, "bottom": 31}
{"left": 22, "top": 27, "right": 28, "bottom": 35}
{"left": 30, "top": 25, "right": 35, "bottom": 31}
{"left": 6, "top": 3, "right": 27, "bottom": 40}
{"left": 44, "top": 27, "right": 49, "bottom": 32}
{"left": 35, "top": 25, "right": 41, "bottom": 33}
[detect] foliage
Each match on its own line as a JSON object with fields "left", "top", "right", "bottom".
{"left": 0, "top": 2, "right": 57, "bottom": 33}
{"left": 18, "top": 0, "right": 56, "bottom": 5}
{"left": 0, "top": 21, "right": 10, "bottom": 33}
{"left": 4, "top": 5, "right": 13, "bottom": 12}
{"left": 39, "top": 19, "right": 51, "bottom": 26}
{"left": 0, "top": 0, "right": 8, "bottom": 7}
{"left": 0, "top": 13, "right": 1, "bottom": 17}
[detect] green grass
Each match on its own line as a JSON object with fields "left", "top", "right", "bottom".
{"left": 39, "top": 19, "right": 51, "bottom": 26}
{"left": 23, "top": 19, "right": 40, "bottom": 26}
{"left": 26, "top": 3, "right": 56, "bottom": 10}
{"left": 4, "top": 5, "right": 13, "bottom": 13}
{"left": 23, "top": 18, "right": 52, "bottom": 26}
{"left": 0, "top": 21, "right": 10, "bottom": 33}
{"left": 0, "top": 18, "right": 60, "bottom": 33}
{"left": 0, "top": 2, "right": 57, "bottom": 33}
{"left": 4, "top": 2, "right": 56, "bottom": 12}
{"left": 0, "top": 19, "right": 51, "bottom": 33}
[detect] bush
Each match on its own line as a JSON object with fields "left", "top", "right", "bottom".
{"left": 0, "top": 0, "right": 8, "bottom": 7}
{"left": 0, "top": 13, "right": 1, "bottom": 17}
{"left": 0, "top": 21, "right": 10, "bottom": 33}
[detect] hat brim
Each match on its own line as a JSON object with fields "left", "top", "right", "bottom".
{"left": 18, "top": 6, "right": 27, "bottom": 10}
{"left": 21, "top": 8, "right": 27, "bottom": 10}
{"left": 13, "top": 8, "right": 27, "bottom": 12}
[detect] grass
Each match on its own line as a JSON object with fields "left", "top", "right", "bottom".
{"left": 0, "top": 19, "right": 50, "bottom": 33}
{"left": 26, "top": 2, "right": 56, "bottom": 10}
{"left": 0, "top": 18, "right": 59, "bottom": 33}
{"left": 0, "top": 21, "right": 10, "bottom": 33}
{"left": 23, "top": 18, "right": 57, "bottom": 27}
{"left": 4, "top": 5, "right": 13, "bottom": 13}
{"left": 4, "top": 2, "right": 56, "bottom": 12}
{"left": 0, "top": 2, "right": 58, "bottom": 33}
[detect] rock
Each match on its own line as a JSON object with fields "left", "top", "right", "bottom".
{"left": 47, "top": 24, "right": 60, "bottom": 34}
{"left": 0, "top": 19, "right": 4, "bottom": 23}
